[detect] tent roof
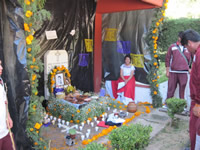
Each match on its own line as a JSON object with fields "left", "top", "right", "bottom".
{"left": 96, "top": 0, "right": 163, "bottom": 14}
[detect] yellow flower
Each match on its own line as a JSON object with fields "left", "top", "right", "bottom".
{"left": 157, "top": 76, "right": 160, "bottom": 79}
{"left": 72, "top": 114, "right": 74, "bottom": 117}
{"left": 88, "top": 108, "right": 91, "bottom": 112}
{"left": 156, "top": 22, "right": 160, "bottom": 26}
{"left": 34, "top": 123, "right": 41, "bottom": 130}
{"left": 32, "top": 74, "right": 36, "bottom": 81}
{"left": 77, "top": 109, "right": 80, "bottom": 113}
{"left": 70, "top": 120, "right": 73, "bottom": 123}
{"left": 76, "top": 120, "right": 80, "bottom": 123}
{"left": 44, "top": 146, "right": 46, "bottom": 149}
{"left": 35, "top": 91, "right": 38, "bottom": 95}
{"left": 26, "top": 37, "right": 32, "bottom": 45}
{"left": 82, "top": 140, "right": 89, "bottom": 145}
{"left": 88, "top": 118, "right": 92, "bottom": 121}
{"left": 36, "top": 131, "right": 39, "bottom": 134}
{"left": 156, "top": 84, "right": 159, "bottom": 87}
{"left": 25, "top": 10, "right": 33, "bottom": 18}
{"left": 154, "top": 54, "right": 158, "bottom": 58}
{"left": 32, "top": 57, "right": 36, "bottom": 62}
{"left": 113, "top": 105, "right": 116, "bottom": 108}
{"left": 119, "top": 106, "right": 122, "bottom": 109}
{"left": 30, "top": 128, "right": 34, "bottom": 131}
{"left": 153, "top": 50, "right": 157, "bottom": 54}
{"left": 24, "top": 23, "right": 30, "bottom": 32}
{"left": 25, "top": 0, "right": 31, "bottom": 5}
{"left": 34, "top": 142, "right": 38, "bottom": 145}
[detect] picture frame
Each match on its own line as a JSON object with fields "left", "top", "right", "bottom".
{"left": 55, "top": 73, "right": 65, "bottom": 86}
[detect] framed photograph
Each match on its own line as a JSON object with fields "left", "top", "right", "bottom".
{"left": 55, "top": 73, "right": 65, "bottom": 86}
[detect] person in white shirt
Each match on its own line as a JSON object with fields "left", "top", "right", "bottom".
{"left": 0, "top": 60, "right": 13, "bottom": 150}
{"left": 117, "top": 55, "right": 136, "bottom": 105}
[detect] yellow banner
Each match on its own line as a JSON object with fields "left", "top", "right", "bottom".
{"left": 104, "top": 28, "right": 117, "bottom": 41}
{"left": 130, "top": 54, "right": 144, "bottom": 68}
{"left": 84, "top": 39, "right": 93, "bottom": 52}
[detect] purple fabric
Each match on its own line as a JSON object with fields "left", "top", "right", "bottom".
{"left": 99, "top": 88, "right": 105, "bottom": 97}
{"left": 78, "top": 53, "right": 89, "bottom": 67}
{"left": 117, "top": 41, "right": 131, "bottom": 54}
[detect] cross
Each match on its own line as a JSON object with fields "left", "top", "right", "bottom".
{"left": 55, "top": 51, "right": 61, "bottom": 62}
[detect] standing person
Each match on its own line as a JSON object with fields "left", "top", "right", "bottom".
{"left": 165, "top": 31, "right": 191, "bottom": 101}
{"left": 181, "top": 29, "right": 200, "bottom": 150}
{"left": 0, "top": 60, "right": 14, "bottom": 150}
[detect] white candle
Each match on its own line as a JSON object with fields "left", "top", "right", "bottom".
{"left": 81, "top": 135, "right": 85, "bottom": 140}
{"left": 45, "top": 114, "right": 48, "bottom": 118}
{"left": 81, "top": 122, "right": 84, "bottom": 126}
{"left": 91, "top": 122, "right": 94, "bottom": 127}
{"left": 107, "top": 107, "right": 110, "bottom": 111}
{"left": 62, "top": 120, "right": 65, "bottom": 125}
{"left": 126, "top": 112, "right": 129, "bottom": 116}
{"left": 66, "top": 121, "right": 69, "bottom": 126}
{"left": 58, "top": 123, "right": 61, "bottom": 128}
{"left": 54, "top": 117, "right": 57, "bottom": 121}
{"left": 75, "top": 124, "right": 78, "bottom": 129}
{"left": 120, "top": 110, "right": 122, "bottom": 112}
{"left": 47, "top": 118, "right": 51, "bottom": 123}
{"left": 95, "top": 127, "right": 99, "bottom": 131}
{"left": 58, "top": 118, "right": 61, "bottom": 123}
{"left": 102, "top": 118, "right": 105, "bottom": 121}
{"left": 87, "top": 129, "right": 91, "bottom": 134}
{"left": 87, "top": 120, "right": 90, "bottom": 125}
{"left": 86, "top": 132, "right": 90, "bottom": 138}
{"left": 96, "top": 121, "right": 100, "bottom": 124}
{"left": 79, "top": 126, "right": 83, "bottom": 131}
{"left": 50, "top": 116, "right": 53, "bottom": 120}
{"left": 94, "top": 117, "right": 97, "bottom": 121}
{"left": 104, "top": 113, "right": 108, "bottom": 117}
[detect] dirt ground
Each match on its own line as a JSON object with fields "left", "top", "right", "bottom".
{"left": 146, "top": 116, "right": 190, "bottom": 150}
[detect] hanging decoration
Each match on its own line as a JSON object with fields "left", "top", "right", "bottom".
{"left": 78, "top": 53, "right": 89, "bottom": 67}
{"left": 117, "top": 41, "right": 131, "bottom": 54}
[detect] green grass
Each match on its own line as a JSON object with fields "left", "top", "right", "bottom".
{"left": 158, "top": 61, "right": 168, "bottom": 83}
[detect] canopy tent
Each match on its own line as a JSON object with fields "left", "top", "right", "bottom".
{"left": 94, "top": 0, "right": 164, "bottom": 92}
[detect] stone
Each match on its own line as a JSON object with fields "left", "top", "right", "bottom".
{"left": 44, "top": 50, "right": 68, "bottom": 99}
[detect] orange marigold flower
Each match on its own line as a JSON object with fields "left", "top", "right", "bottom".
{"left": 34, "top": 142, "right": 38, "bottom": 145}
{"left": 30, "top": 128, "right": 34, "bottom": 131}
{"left": 77, "top": 109, "right": 80, "bottom": 113}
{"left": 70, "top": 120, "right": 73, "bottom": 123}
{"left": 72, "top": 114, "right": 74, "bottom": 117}
{"left": 82, "top": 140, "right": 89, "bottom": 145}
{"left": 154, "top": 91, "right": 157, "bottom": 95}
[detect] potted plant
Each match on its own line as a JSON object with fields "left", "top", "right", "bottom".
{"left": 69, "top": 129, "right": 76, "bottom": 139}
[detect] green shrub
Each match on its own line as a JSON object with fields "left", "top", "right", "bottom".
{"left": 159, "top": 18, "right": 200, "bottom": 53}
{"left": 78, "top": 142, "right": 107, "bottom": 150}
{"left": 109, "top": 124, "right": 152, "bottom": 150}
{"left": 166, "top": 97, "right": 187, "bottom": 120}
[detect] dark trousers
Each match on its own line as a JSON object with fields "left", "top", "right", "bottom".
{"left": 0, "top": 133, "right": 14, "bottom": 150}
{"left": 167, "top": 72, "right": 188, "bottom": 99}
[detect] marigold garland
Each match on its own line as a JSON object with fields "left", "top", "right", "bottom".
{"left": 48, "top": 65, "right": 71, "bottom": 93}
{"left": 146, "top": 0, "right": 168, "bottom": 108}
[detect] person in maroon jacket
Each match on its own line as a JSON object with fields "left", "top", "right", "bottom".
{"left": 181, "top": 29, "right": 200, "bottom": 150}
{"left": 165, "top": 31, "right": 191, "bottom": 101}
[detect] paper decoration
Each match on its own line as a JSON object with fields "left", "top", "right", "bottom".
{"left": 130, "top": 54, "right": 144, "bottom": 68}
{"left": 117, "top": 41, "right": 131, "bottom": 54}
{"left": 84, "top": 39, "right": 93, "bottom": 52}
{"left": 45, "top": 30, "right": 58, "bottom": 40}
{"left": 104, "top": 28, "right": 117, "bottom": 41}
{"left": 78, "top": 53, "right": 89, "bottom": 67}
